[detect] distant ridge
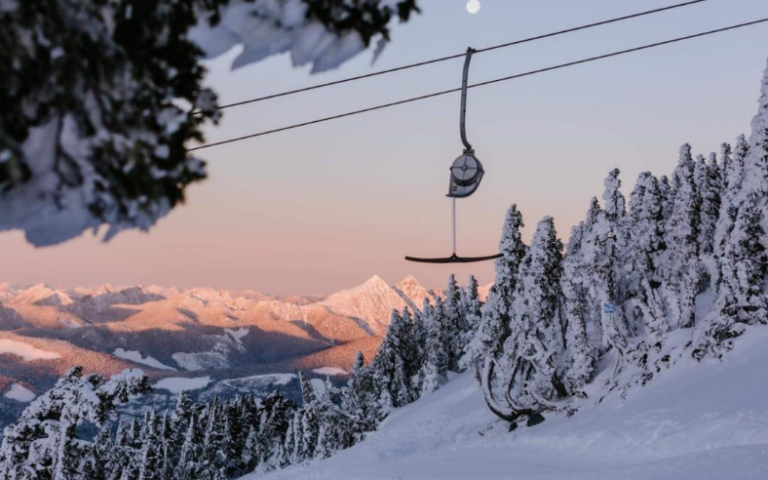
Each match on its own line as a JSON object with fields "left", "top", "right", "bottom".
{"left": 0, "top": 275, "right": 450, "bottom": 409}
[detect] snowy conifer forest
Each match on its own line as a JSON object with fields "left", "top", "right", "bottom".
{"left": 2, "top": 48, "right": 768, "bottom": 480}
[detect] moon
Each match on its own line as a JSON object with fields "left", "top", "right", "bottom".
{"left": 466, "top": 0, "right": 481, "bottom": 14}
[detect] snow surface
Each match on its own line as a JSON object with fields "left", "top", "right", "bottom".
{"left": 254, "top": 327, "right": 768, "bottom": 480}
{"left": 0, "top": 339, "right": 61, "bottom": 361}
{"left": 214, "top": 373, "right": 296, "bottom": 389}
{"left": 312, "top": 367, "right": 347, "bottom": 376}
{"left": 310, "top": 378, "right": 327, "bottom": 395}
{"left": 252, "top": 373, "right": 295, "bottom": 386}
{"left": 3, "top": 384, "right": 36, "bottom": 403}
{"left": 113, "top": 348, "right": 177, "bottom": 371}
{"left": 220, "top": 373, "right": 296, "bottom": 388}
{"left": 153, "top": 376, "right": 211, "bottom": 394}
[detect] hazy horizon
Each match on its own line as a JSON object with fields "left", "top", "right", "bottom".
{"left": 1, "top": 0, "right": 767, "bottom": 295}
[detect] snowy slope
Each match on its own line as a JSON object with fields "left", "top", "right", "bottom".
{"left": 254, "top": 327, "right": 768, "bottom": 480}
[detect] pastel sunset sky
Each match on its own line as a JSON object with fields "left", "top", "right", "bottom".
{"left": 1, "top": 0, "right": 767, "bottom": 295}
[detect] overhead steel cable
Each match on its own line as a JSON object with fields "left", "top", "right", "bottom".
{"left": 187, "top": 17, "right": 768, "bottom": 152}
{"left": 192, "top": 0, "right": 710, "bottom": 115}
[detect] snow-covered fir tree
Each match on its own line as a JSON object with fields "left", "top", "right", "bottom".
{"left": 460, "top": 275, "right": 483, "bottom": 362}
{"left": 419, "top": 299, "right": 449, "bottom": 395}
{"left": 371, "top": 310, "right": 413, "bottom": 408}
{"left": 666, "top": 144, "right": 703, "bottom": 328}
{"left": 714, "top": 138, "right": 748, "bottom": 267}
{"left": 443, "top": 275, "right": 467, "bottom": 372}
{"left": 0, "top": 368, "right": 149, "bottom": 480}
{"left": 560, "top": 220, "right": 597, "bottom": 395}
{"left": 695, "top": 152, "right": 722, "bottom": 279}
{"left": 497, "top": 217, "right": 567, "bottom": 421}
{"left": 624, "top": 172, "right": 671, "bottom": 342}
{"left": 462, "top": 205, "right": 526, "bottom": 386}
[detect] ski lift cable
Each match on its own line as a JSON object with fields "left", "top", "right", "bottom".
{"left": 187, "top": 17, "right": 768, "bottom": 152}
{"left": 193, "top": 0, "right": 710, "bottom": 115}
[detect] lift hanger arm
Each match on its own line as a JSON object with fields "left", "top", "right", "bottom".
{"left": 460, "top": 48, "right": 475, "bottom": 153}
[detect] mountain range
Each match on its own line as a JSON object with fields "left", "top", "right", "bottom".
{"left": 0, "top": 275, "right": 471, "bottom": 417}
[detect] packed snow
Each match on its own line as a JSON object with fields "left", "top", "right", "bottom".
{"left": 217, "top": 373, "right": 296, "bottom": 388}
{"left": 309, "top": 378, "right": 328, "bottom": 395}
{"left": 0, "top": 339, "right": 61, "bottom": 361}
{"left": 153, "top": 376, "right": 211, "bottom": 394}
{"left": 254, "top": 327, "right": 768, "bottom": 480}
{"left": 3, "top": 384, "right": 36, "bottom": 403}
{"left": 113, "top": 348, "right": 177, "bottom": 371}
{"left": 312, "top": 367, "right": 347, "bottom": 376}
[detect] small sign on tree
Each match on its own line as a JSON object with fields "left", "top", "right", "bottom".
{"left": 604, "top": 302, "right": 615, "bottom": 314}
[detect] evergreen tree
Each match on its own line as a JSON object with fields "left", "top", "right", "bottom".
{"left": 576, "top": 172, "right": 630, "bottom": 354}
{"left": 463, "top": 205, "right": 526, "bottom": 380}
{"left": 158, "top": 413, "right": 172, "bottom": 480}
{"left": 695, "top": 153, "right": 722, "bottom": 276}
{"left": 53, "top": 422, "right": 82, "bottom": 480}
{"left": 137, "top": 412, "right": 162, "bottom": 480}
{"left": 560, "top": 219, "right": 597, "bottom": 394}
{"left": 128, "top": 418, "right": 142, "bottom": 449}
{"left": 281, "top": 413, "right": 298, "bottom": 467}
{"left": 498, "top": 217, "right": 567, "bottom": 419}
{"left": 201, "top": 401, "right": 227, "bottom": 480}
{"left": 298, "top": 373, "right": 320, "bottom": 459}
{"left": 174, "top": 390, "right": 196, "bottom": 424}
{"left": 460, "top": 275, "right": 483, "bottom": 361}
{"left": 372, "top": 310, "right": 412, "bottom": 407}
{"left": 658, "top": 175, "right": 674, "bottom": 220}
{"left": 347, "top": 352, "right": 379, "bottom": 429}
{"left": 83, "top": 424, "right": 112, "bottom": 480}
{"left": 257, "top": 391, "right": 295, "bottom": 472}
{"left": 176, "top": 416, "right": 203, "bottom": 480}
{"left": 223, "top": 401, "right": 245, "bottom": 477}
{"left": 624, "top": 172, "right": 671, "bottom": 341}
{"left": 241, "top": 426, "right": 259, "bottom": 473}
{"left": 419, "top": 299, "right": 448, "bottom": 395}
{"left": 409, "top": 304, "right": 427, "bottom": 373}
{"left": 714, "top": 139, "right": 747, "bottom": 267}
{"left": 399, "top": 307, "right": 421, "bottom": 393}
{"left": 443, "top": 274, "right": 465, "bottom": 372}
{"left": 666, "top": 143, "right": 702, "bottom": 328}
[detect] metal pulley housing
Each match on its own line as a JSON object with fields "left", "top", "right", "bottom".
{"left": 448, "top": 152, "right": 485, "bottom": 198}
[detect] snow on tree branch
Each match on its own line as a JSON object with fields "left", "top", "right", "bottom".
{"left": 0, "top": 0, "right": 420, "bottom": 246}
